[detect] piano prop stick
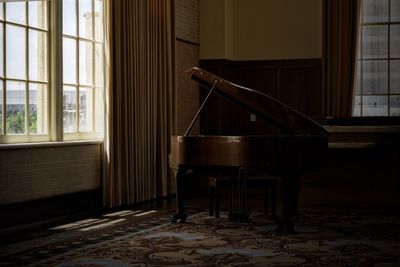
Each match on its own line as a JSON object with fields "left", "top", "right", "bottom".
{"left": 170, "top": 67, "right": 329, "bottom": 233}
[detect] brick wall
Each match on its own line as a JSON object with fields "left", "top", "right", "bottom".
{"left": 175, "top": 0, "right": 199, "bottom": 44}
{"left": 0, "top": 144, "right": 102, "bottom": 205}
{"left": 175, "top": 0, "right": 200, "bottom": 135}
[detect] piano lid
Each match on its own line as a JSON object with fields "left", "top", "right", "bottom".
{"left": 186, "top": 67, "right": 328, "bottom": 136}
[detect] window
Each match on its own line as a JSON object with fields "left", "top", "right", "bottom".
{"left": 63, "top": 0, "right": 103, "bottom": 138}
{"left": 0, "top": 0, "right": 104, "bottom": 144}
{"left": 354, "top": 0, "right": 400, "bottom": 116}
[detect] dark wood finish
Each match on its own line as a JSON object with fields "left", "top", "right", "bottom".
{"left": 188, "top": 67, "right": 327, "bottom": 136}
{"left": 199, "top": 59, "right": 322, "bottom": 135}
{"left": 170, "top": 68, "right": 328, "bottom": 233}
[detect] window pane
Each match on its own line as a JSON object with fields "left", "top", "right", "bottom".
{"left": 95, "top": 0, "right": 103, "bottom": 42}
{"left": 0, "top": 3, "right": 3, "bottom": 21}
{"left": 362, "top": 95, "right": 388, "bottom": 116}
{"left": 391, "top": 60, "right": 400, "bottom": 93}
{"left": 0, "top": 23, "right": 3, "bottom": 78}
{"left": 79, "top": 0, "right": 93, "bottom": 39}
{"left": 29, "top": 1, "right": 47, "bottom": 30}
{"left": 353, "top": 95, "right": 362, "bottom": 116}
{"left": 63, "top": 86, "right": 77, "bottom": 132}
{"left": 6, "top": 81, "right": 26, "bottom": 134}
{"left": 390, "top": 95, "right": 400, "bottom": 116}
{"left": 390, "top": 25, "right": 400, "bottom": 58}
{"left": 363, "top": 0, "right": 389, "bottom": 23}
{"left": 79, "top": 87, "right": 93, "bottom": 132}
{"left": 63, "top": 0, "right": 77, "bottom": 36}
{"left": 5, "top": 1, "right": 26, "bottom": 25}
{"left": 95, "top": 43, "right": 103, "bottom": 87}
{"left": 362, "top": 25, "right": 388, "bottom": 59}
{"left": 63, "top": 37, "right": 77, "bottom": 84}
{"left": 355, "top": 62, "right": 361, "bottom": 94}
{"left": 29, "top": 30, "right": 48, "bottom": 82}
{"left": 94, "top": 87, "right": 103, "bottom": 132}
{"left": 0, "top": 81, "right": 3, "bottom": 134}
{"left": 362, "top": 60, "right": 388, "bottom": 94}
{"left": 79, "top": 40, "right": 93, "bottom": 85}
{"left": 29, "top": 83, "right": 48, "bottom": 134}
{"left": 6, "top": 25, "right": 26, "bottom": 80}
{"left": 391, "top": 0, "right": 400, "bottom": 22}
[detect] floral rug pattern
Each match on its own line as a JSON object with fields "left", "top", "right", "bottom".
{"left": 2, "top": 211, "right": 400, "bottom": 266}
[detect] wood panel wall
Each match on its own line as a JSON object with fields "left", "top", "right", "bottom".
{"left": 199, "top": 59, "right": 322, "bottom": 135}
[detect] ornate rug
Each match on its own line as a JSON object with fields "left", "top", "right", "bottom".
{"left": 1, "top": 211, "right": 400, "bottom": 266}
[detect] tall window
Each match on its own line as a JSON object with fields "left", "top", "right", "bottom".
{"left": 354, "top": 0, "right": 400, "bottom": 116}
{"left": 63, "top": 0, "right": 103, "bottom": 136}
{"left": 0, "top": 0, "right": 104, "bottom": 143}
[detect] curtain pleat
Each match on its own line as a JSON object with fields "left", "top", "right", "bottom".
{"left": 103, "top": 0, "right": 175, "bottom": 207}
{"left": 322, "top": 0, "right": 361, "bottom": 118}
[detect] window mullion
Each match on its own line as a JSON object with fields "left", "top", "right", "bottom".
{"left": 360, "top": 1, "right": 364, "bottom": 116}
{"left": 388, "top": 0, "right": 391, "bottom": 115}
{"left": 25, "top": 0, "right": 29, "bottom": 134}
{"left": 1, "top": 79, "right": 3, "bottom": 134}
{"left": 50, "top": 0, "right": 63, "bottom": 141}
{"left": 3, "top": 3, "right": 6, "bottom": 134}
{"left": 92, "top": 0, "right": 95, "bottom": 132}
{"left": 76, "top": 0, "right": 80, "bottom": 133}
{"left": 1, "top": 9, "right": 5, "bottom": 133}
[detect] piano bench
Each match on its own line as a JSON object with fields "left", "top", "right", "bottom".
{"left": 208, "top": 176, "right": 278, "bottom": 219}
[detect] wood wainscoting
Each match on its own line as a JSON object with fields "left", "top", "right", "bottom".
{"left": 199, "top": 59, "right": 322, "bottom": 135}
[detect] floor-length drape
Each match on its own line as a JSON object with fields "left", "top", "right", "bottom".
{"left": 103, "top": 0, "right": 176, "bottom": 207}
{"left": 322, "top": 0, "right": 361, "bottom": 118}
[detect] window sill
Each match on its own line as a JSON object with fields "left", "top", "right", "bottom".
{"left": 328, "top": 142, "right": 376, "bottom": 149}
{"left": 325, "top": 124, "right": 400, "bottom": 149}
{"left": 0, "top": 139, "right": 103, "bottom": 150}
{"left": 324, "top": 125, "right": 400, "bottom": 133}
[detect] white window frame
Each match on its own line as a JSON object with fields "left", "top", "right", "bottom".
{"left": 0, "top": 0, "right": 104, "bottom": 144}
{"left": 354, "top": 0, "right": 400, "bottom": 117}
{"left": 0, "top": 0, "right": 51, "bottom": 143}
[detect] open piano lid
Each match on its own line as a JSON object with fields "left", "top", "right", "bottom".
{"left": 186, "top": 67, "right": 328, "bottom": 136}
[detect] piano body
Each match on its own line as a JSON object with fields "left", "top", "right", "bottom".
{"left": 170, "top": 67, "right": 329, "bottom": 232}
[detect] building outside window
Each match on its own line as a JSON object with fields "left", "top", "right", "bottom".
{"left": 0, "top": 0, "right": 104, "bottom": 144}
{"left": 354, "top": 0, "right": 400, "bottom": 116}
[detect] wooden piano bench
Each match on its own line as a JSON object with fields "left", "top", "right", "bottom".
{"left": 208, "top": 176, "right": 278, "bottom": 219}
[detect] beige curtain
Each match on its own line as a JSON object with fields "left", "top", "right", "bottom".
{"left": 322, "top": 0, "right": 361, "bottom": 118}
{"left": 103, "top": 0, "right": 176, "bottom": 207}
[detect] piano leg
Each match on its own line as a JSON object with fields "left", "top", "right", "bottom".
{"left": 278, "top": 174, "right": 299, "bottom": 233}
{"left": 171, "top": 168, "right": 187, "bottom": 223}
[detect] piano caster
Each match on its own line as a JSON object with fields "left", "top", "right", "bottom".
{"left": 171, "top": 213, "right": 187, "bottom": 223}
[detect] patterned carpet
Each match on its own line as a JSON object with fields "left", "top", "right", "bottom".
{"left": 1, "top": 210, "right": 400, "bottom": 266}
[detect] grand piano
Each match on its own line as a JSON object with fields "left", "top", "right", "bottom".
{"left": 170, "top": 67, "right": 329, "bottom": 232}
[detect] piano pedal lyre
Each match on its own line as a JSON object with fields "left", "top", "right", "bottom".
{"left": 228, "top": 167, "right": 249, "bottom": 221}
